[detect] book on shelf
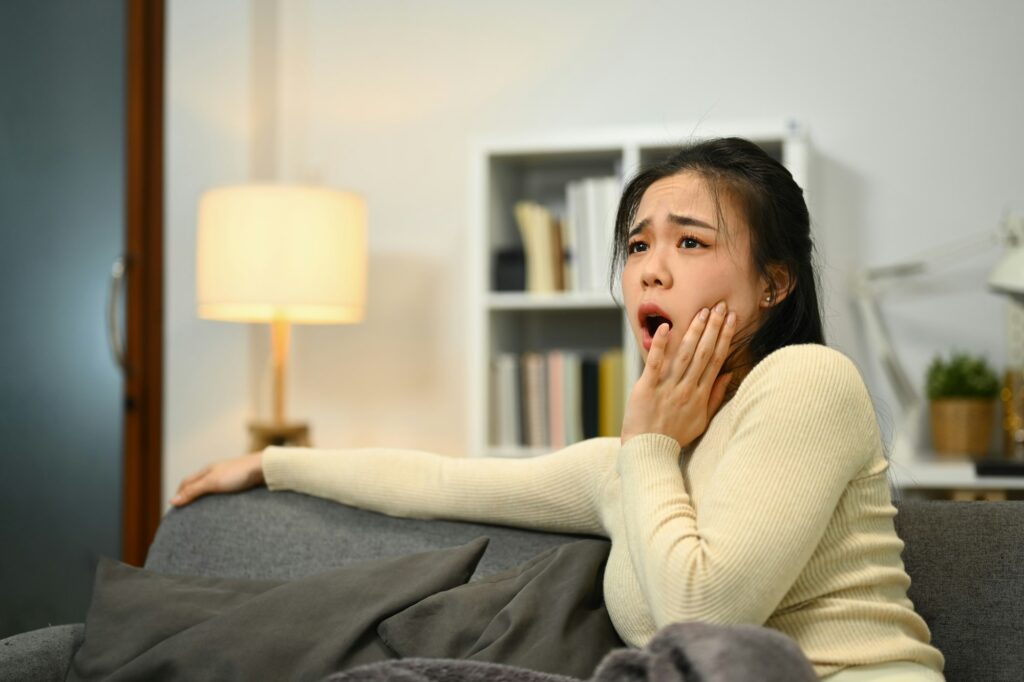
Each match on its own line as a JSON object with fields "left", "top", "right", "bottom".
{"left": 521, "top": 352, "right": 548, "bottom": 447}
{"left": 491, "top": 353, "right": 521, "bottom": 447}
{"left": 566, "top": 176, "right": 619, "bottom": 293}
{"left": 562, "top": 353, "right": 583, "bottom": 445}
{"left": 505, "top": 176, "right": 619, "bottom": 295}
{"left": 547, "top": 351, "right": 566, "bottom": 449}
{"left": 563, "top": 183, "right": 583, "bottom": 291}
{"left": 513, "top": 202, "right": 564, "bottom": 293}
{"left": 598, "top": 348, "right": 624, "bottom": 437}
{"left": 580, "top": 356, "right": 599, "bottom": 440}
{"left": 490, "top": 347, "right": 624, "bottom": 453}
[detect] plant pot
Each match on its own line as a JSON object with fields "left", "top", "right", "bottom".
{"left": 930, "top": 398, "right": 995, "bottom": 459}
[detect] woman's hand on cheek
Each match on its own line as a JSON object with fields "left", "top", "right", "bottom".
{"left": 620, "top": 302, "right": 736, "bottom": 449}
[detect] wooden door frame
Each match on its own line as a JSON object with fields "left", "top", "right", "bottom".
{"left": 123, "top": 0, "right": 165, "bottom": 566}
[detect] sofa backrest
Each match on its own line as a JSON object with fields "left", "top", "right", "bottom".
{"left": 894, "top": 499, "right": 1024, "bottom": 682}
{"left": 147, "top": 488, "right": 585, "bottom": 581}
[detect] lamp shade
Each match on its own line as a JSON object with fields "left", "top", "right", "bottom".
{"left": 989, "top": 247, "right": 1024, "bottom": 295}
{"left": 989, "top": 214, "right": 1024, "bottom": 295}
{"left": 197, "top": 184, "right": 367, "bottom": 323}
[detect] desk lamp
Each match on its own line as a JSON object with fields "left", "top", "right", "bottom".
{"left": 196, "top": 184, "right": 367, "bottom": 450}
{"left": 853, "top": 211, "right": 1024, "bottom": 467}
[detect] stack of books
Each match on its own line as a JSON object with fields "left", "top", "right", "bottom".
{"left": 490, "top": 347, "right": 624, "bottom": 451}
{"left": 512, "top": 176, "right": 621, "bottom": 294}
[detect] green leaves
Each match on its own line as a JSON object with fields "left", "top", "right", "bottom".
{"left": 926, "top": 352, "right": 1000, "bottom": 400}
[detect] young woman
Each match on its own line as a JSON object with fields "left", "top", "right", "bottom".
{"left": 172, "top": 138, "right": 946, "bottom": 681}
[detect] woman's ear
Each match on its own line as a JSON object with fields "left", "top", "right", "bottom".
{"left": 760, "top": 264, "right": 795, "bottom": 308}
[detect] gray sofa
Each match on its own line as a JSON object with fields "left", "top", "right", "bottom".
{"left": 2, "top": 488, "right": 1022, "bottom": 681}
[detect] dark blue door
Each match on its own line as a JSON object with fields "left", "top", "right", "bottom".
{"left": 0, "top": 0, "right": 125, "bottom": 637}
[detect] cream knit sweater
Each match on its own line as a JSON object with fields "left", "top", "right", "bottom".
{"left": 263, "top": 344, "right": 945, "bottom": 678}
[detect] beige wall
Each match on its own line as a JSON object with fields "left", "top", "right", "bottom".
{"left": 166, "top": 0, "right": 1024, "bottom": 503}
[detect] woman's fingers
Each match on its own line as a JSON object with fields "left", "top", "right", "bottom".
{"left": 646, "top": 302, "right": 732, "bottom": 391}
{"left": 173, "top": 466, "right": 208, "bottom": 500}
{"left": 675, "top": 303, "right": 725, "bottom": 385}
{"left": 171, "top": 481, "right": 202, "bottom": 506}
{"left": 171, "top": 468, "right": 214, "bottom": 506}
{"left": 665, "top": 307, "right": 709, "bottom": 382}
{"left": 179, "top": 464, "right": 211, "bottom": 489}
{"left": 642, "top": 322, "right": 671, "bottom": 382}
{"left": 695, "top": 309, "right": 736, "bottom": 390}
{"left": 626, "top": 302, "right": 736, "bottom": 448}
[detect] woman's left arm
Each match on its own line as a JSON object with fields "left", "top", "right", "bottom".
{"left": 618, "top": 345, "right": 877, "bottom": 628}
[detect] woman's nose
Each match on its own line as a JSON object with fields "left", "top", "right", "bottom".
{"left": 641, "top": 249, "right": 672, "bottom": 288}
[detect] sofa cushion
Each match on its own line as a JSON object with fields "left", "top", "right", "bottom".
{"left": 67, "top": 538, "right": 488, "bottom": 682}
{"left": 379, "top": 539, "right": 625, "bottom": 679}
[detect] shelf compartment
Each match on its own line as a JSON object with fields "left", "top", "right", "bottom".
{"left": 487, "top": 150, "right": 623, "bottom": 254}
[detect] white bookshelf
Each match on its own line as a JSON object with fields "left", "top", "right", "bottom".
{"left": 466, "top": 120, "right": 811, "bottom": 459}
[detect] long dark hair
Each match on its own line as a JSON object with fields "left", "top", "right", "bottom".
{"left": 610, "top": 137, "right": 825, "bottom": 372}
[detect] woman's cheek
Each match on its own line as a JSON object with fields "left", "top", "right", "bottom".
{"left": 730, "top": 307, "right": 758, "bottom": 338}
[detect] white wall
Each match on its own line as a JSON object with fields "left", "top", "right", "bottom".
{"left": 165, "top": 0, "right": 1024, "bottom": 500}
{"left": 164, "top": 0, "right": 257, "bottom": 503}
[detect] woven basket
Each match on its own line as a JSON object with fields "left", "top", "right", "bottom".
{"left": 930, "top": 399, "right": 995, "bottom": 458}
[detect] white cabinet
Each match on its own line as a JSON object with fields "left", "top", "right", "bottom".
{"left": 466, "top": 121, "right": 810, "bottom": 458}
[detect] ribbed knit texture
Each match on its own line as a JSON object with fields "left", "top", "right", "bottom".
{"left": 263, "top": 344, "right": 945, "bottom": 679}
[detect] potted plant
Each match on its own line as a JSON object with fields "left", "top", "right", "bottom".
{"left": 926, "top": 352, "right": 1000, "bottom": 458}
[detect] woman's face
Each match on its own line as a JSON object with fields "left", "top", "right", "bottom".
{"left": 622, "top": 172, "right": 768, "bottom": 362}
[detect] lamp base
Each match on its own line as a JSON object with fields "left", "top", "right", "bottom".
{"left": 248, "top": 420, "right": 311, "bottom": 451}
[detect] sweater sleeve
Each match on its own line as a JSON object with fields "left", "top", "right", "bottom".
{"left": 616, "top": 345, "right": 877, "bottom": 628}
{"left": 262, "top": 436, "right": 620, "bottom": 536}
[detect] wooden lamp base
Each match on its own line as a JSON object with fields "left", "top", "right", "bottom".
{"left": 248, "top": 420, "right": 311, "bottom": 451}
{"left": 247, "top": 319, "right": 315, "bottom": 451}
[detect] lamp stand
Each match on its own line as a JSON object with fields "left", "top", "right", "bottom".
{"left": 247, "top": 319, "right": 311, "bottom": 451}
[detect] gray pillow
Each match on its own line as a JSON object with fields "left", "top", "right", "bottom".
{"left": 66, "top": 537, "right": 489, "bottom": 682}
{"left": 377, "top": 539, "right": 625, "bottom": 679}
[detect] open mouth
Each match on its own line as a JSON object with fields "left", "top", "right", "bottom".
{"left": 644, "top": 314, "right": 672, "bottom": 337}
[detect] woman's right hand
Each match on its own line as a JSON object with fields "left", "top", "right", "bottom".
{"left": 169, "top": 451, "right": 265, "bottom": 507}
{"left": 620, "top": 303, "right": 735, "bottom": 449}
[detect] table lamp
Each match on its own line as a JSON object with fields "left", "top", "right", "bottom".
{"left": 196, "top": 184, "right": 368, "bottom": 450}
{"left": 853, "top": 211, "right": 1024, "bottom": 467}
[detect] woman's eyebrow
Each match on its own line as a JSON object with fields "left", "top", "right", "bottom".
{"left": 628, "top": 214, "right": 718, "bottom": 238}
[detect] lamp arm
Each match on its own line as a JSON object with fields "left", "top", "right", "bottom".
{"left": 863, "top": 229, "right": 1001, "bottom": 292}
{"left": 854, "top": 225, "right": 1006, "bottom": 407}
{"left": 852, "top": 280, "right": 922, "bottom": 413}
{"left": 852, "top": 278, "right": 926, "bottom": 467}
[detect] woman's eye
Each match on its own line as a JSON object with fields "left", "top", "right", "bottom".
{"left": 680, "top": 237, "right": 703, "bottom": 249}
{"left": 627, "top": 241, "right": 647, "bottom": 254}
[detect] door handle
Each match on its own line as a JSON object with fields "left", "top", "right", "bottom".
{"left": 107, "top": 255, "right": 127, "bottom": 374}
